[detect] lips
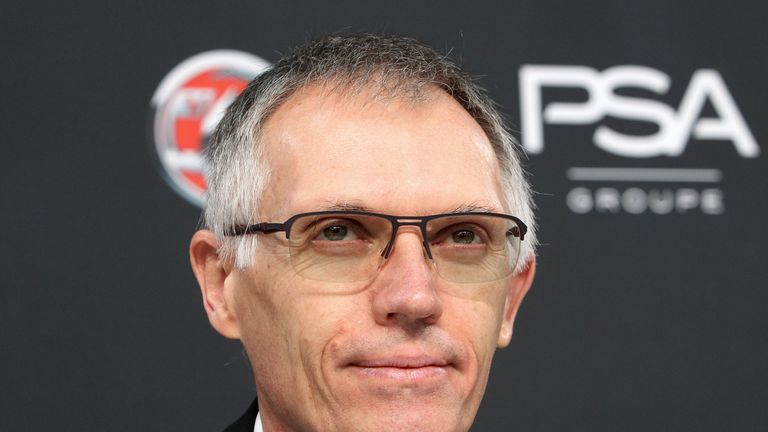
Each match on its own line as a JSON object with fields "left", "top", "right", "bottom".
{"left": 347, "top": 354, "right": 454, "bottom": 383}
{"left": 352, "top": 356, "right": 450, "bottom": 368}
{"left": 338, "top": 332, "right": 464, "bottom": 387}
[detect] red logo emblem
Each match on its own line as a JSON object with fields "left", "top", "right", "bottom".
{"left": 150, "top": 50, "right": 270, "bottom": 206}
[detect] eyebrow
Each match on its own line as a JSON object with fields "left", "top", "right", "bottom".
{"left": 319, "top": 199, "right": 374, "bottom": 212}
{"left": 318, "top": 200, "right": 502, "bottom": 215}
{"left": 442, "top": 201, "right": 503, "bottom": 214}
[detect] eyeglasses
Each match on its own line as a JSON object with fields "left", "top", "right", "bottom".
{"left": 226, "top": 211, "right": 527, "bottom": 283}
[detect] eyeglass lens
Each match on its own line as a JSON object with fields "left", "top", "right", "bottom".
{"left": 285, "top": 213, "right": 522, "bottom": 283}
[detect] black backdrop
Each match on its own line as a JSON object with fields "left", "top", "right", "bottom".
{"left": 3, "top": 1, "right": 767, "bottom": 431}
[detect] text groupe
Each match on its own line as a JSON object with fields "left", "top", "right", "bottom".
{"left": 566, "top": 187, "right": 724, "bottom": 215}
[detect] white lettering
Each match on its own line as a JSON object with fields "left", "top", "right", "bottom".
{"left": 566, "top": 187, "right": 593, "bottom": 214}
{"left": 676, "top": 188, "right": 699, "bottom": 213}
{"left": 594, "top": 66, "right": 678, "bottom": 157}
{"left": 595, "top": 187, "right": 621, "bottom": 213}
{"left": 520, "top": 65, "right": 759, "bottom": 158}
{"left": 520, "top": 66, "right": 604, "bottom": 154}
{"left": 672, "top": 70, "right": 759, "bottom": 157}
{"left": 566, "top": 187, "right": 725, "bottom": 215}
{"left": 622, "top": 187, "right": 648, "bottom": 214}
{"left": 701, "top": 188, "right": 725, "bottom": 214}
{"left": 648, "top": 189, "right": 674, "bottom": 214}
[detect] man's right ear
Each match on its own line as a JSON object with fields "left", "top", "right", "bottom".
{"left": 189, "top": 230, "right": 241, "bottom": 340}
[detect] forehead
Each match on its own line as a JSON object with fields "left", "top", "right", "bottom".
{"left": 259, "top": 84, "right": 505, "bottom": 218}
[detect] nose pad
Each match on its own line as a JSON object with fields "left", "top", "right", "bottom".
{"left": 376, "top": 230, "right": 437, "bottom": 279}
{"left": 380, "top": 238, "right": 395, "bottom": 258}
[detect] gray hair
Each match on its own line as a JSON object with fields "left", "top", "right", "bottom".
{"left": 204, "top": 33, "right": 537, "bottom": 272}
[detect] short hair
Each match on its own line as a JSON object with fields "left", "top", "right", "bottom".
{"left": 204, "top": 33, "right": 537, "bottom": 272}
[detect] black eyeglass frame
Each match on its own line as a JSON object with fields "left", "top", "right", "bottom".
{"left": 225, "top": 210, "right": 527, "bottom": 260}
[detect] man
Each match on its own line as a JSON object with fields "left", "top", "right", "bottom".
{"left": 190, "top": 33, "right": 537, "bottom": 432}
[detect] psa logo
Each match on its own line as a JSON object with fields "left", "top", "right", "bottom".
{"left": 520, "top": 65, "right": 759, "bottom": 158}
{"left": 150, "top": 50, "right": 270, "bottom": 206}
{"left": 519, "top": 65, "right": 760, "bottom": 215}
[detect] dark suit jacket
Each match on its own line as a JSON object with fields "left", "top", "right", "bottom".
{"left": 223, "top": 398, "right": 258, "bottom": 432}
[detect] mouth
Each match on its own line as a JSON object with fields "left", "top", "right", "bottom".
{"left": 348, "top": 356, "right": 453, "bottom": 382}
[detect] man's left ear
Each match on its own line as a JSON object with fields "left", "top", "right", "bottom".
{"left": 497, "top": 255, "right": 536, "bottom": 348}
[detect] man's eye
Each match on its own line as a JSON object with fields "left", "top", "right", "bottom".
{"left": 317, "top": 223, "right": 359, "bottom": 241}
{"left": 449, "top": 229, "right": 482, "bottom": 244}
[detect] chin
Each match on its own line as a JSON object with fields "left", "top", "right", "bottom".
{"left": 322, "top": 363, "right": 481, "bottom": 431}
{"left": 328, "top": 398, "right": 474, "bottom": 432}
{"left": 334, "top": 416, "right": 467, "bottom": 432}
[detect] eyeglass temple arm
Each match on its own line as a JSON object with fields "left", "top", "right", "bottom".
{"left": 225, "top": 222, "right": 285, "bottom": 236}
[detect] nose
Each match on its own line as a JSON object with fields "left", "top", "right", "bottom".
{"left": 371, "top": 228, "right": 443, "bottom": 328}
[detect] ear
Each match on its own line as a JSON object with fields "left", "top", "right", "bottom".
{"left": 497, "top": 255, "right": 536, "bottom": 348}
{"left": 189, "top": 230, "right": 241, "bottom": 339}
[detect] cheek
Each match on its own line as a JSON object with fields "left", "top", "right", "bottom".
{"left": 298, "top": 297, "right": 363, "bottom": 359}
{"left": 240, "top": 276, "right": 366, "bottom": 376}
{"left": 295, "top": 297, "right": 369, "bottom": 406}
{"left": 233, "top": 278, "right": 291, "bottom": 363}
{"left": 297, "top": 302, "right": 337, "bottom": 357}
{"left": 443, "top": 288, "right": 508, "bottom": 363}
{"left": 231, "top": 263, "right": 308, "bottom": 364}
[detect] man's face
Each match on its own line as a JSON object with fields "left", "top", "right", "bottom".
{"left": 220, "top": 86, "right": 533, "bottom": 432}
